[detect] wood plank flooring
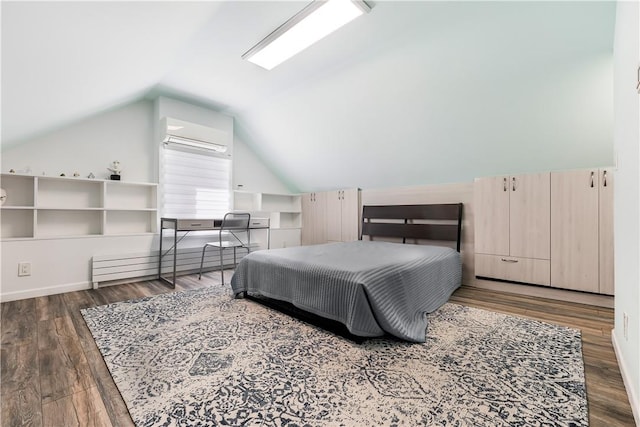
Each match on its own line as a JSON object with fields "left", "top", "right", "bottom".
{"left": 1, "top": 275, "right": 635, "bottom": 426}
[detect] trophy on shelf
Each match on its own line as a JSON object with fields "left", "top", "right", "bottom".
{"left": 108, "top": 161, "right": 122, "bottom": 181}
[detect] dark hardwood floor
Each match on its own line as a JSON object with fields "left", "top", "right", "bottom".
{"left": 1, "top": 274, "right": 636, "bottom": 426}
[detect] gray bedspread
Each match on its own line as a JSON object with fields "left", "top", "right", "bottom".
{"left": 230, "top": 241, "right": 462, "bottom": 342}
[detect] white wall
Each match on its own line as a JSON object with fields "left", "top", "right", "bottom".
{"left": 0, "top": 235, "right": 157, "bottom": 301}
{"left": 2, "top": 99, "right": 155, "bottom": 182}
{"left": 613, "top": 1, "right": 640, "bottom": 422}
{"left": 0, "top": 96, "right": 291, "bottom": 301}
{"left": 233, "top": 136, "right": 290, "bottom": 194}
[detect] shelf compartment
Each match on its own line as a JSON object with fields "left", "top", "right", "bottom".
{"left": 36, "top": 210, "right": 103, "bottom": 237}
{"left": 1, "top": 209, "right": 35, "bottom": 238}
{"left": 1, "top": 175, "right": 35, "bottom": 207}
{"left": 270, "top": 212, "right": 302, "bottom": 229}
{"left": 233, "top": 191, "right": 261, "bottom": 211}
{"left": 37, "top": 179, "right": 103, "bottom": 208}
{"left": 261, "top": 193, "right": 301, "bottom": 212}
{"left": 105, "top": 210, "right": 157, "bottom": 234}
{"left": 106, "top": 182, "right": 157, "bottom": 210}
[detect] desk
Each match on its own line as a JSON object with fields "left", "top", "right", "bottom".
{"left": 158, "top": 217, "right": 269, "bottom": 288}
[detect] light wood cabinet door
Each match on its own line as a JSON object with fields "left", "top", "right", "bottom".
{"left": 301, "top": 193, "right": 314, "bottom": 246}
{"left": 301, "top": 192, "right": 327, "bottom": 245}
{"left": 551, "top": 170, "right": 599, "bottom": 292}
{"left": 475, "top": 254, "right": 550, "bottom": 286}
{"left": 474, "top": 176, "right": 509, "bottom": 256}
{"left": 509, "top": 173, "right": 550, "bottom": 259}
{"left": 313, "top": 191, "right": 327, "bottom": 245}
{"left": 599, "top": 168, "right": 614, "bottom": 295}
{"left": 326, "top": 190, "right": 342, "bottom": 242}
{"left": 341, "top": 188, "right": 360, "bottom": 242}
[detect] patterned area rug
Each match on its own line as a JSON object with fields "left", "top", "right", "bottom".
{"left": 81, "top": 286, "right": 588, "bottom": 426}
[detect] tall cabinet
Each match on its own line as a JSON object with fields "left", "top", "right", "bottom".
{"left": 301, "top": 192, "right": 327, "bottom": 246}
{"left": 326, "top": 188, "right": 361, "bottom": 243}
{"left": 302, "top": 188, "right": 360, "bottom": 245}
{"left": 550, "top": 168, "right": 614, "bottom": 294}
{"left": 474, "top": 173, "right": 550, "bottom": 286}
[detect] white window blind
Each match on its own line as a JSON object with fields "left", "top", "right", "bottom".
{"left": 161, "top": 147, "right": 231, "bottom": 219}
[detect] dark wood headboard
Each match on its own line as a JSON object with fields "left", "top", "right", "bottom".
{"left": 360, "top": 203, "right": 463, "bottom": 251}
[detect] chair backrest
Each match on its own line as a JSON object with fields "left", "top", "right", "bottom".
{"left": 220, "top": 212, "right": 251, "bottom": 231}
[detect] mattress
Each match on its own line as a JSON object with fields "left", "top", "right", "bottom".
{"left": 230, "top": 240, "right": 462, "bottom": 342}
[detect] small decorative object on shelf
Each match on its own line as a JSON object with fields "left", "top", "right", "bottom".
{"left": 60, "top": 173, "right": 66, "bottom": 177}
{"left": 0, "top": 188, "right": 6, "bottom": 206}
{"left": 87, "top": 172, "right": 95, "bottom": 179}
{"left": 73, "top": 172, "right": 80, "bottom": 177}
{"left": 9, "top": 169, "right": 15, "bottom": 173}
{"left": 108, "top": 160, "right": 122, "bottom": 181}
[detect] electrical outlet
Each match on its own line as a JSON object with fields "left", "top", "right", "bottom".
{"left": 623, "top": 312, "right": 629, "bottom": 341}
{"left": 18, "top": 262, "right": 31, "bottom": 277}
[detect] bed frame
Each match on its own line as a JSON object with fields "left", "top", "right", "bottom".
{"left": 360, "top": 203, "right": 463, "bottom": 251}
{"left": 244, "top": 203, "right": 464, "bottom": 342}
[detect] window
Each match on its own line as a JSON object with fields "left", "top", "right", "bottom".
{"left": 160, "top": 147, "right": 231, "bottom": 219}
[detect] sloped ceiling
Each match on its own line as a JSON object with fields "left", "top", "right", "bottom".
{"left": 2, "top": 1, "right": 616, "bottom": 192}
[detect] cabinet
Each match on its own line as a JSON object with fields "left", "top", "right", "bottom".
{"left": 233, "top": 191, "right": 301, "bottom": 249}
{"left": 474, "top": 173, "right": 550, "bottom": 286}
{"left": 0, "top": 173, "right": 157, "bottom": 239}
{"left": 550, "top": 168, "right": 613, "bottom": 294}
{"left": 475, "top": 168, "right": 614, "bottom": 296}
{"left": 301, "top": 192, "right": 327, "bottom": 245}
{"left": 326, "top": 188, "right": 360, "bottom": 243}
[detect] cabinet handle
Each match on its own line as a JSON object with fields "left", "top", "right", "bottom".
{"left": 501, "top": 258, "right": 519, "bottom": 263}
{"left": 590, "top": 171, "right": 594, "bottom": 188}
{"left": 503, "top": 178, "right": 507, "bottom": 192}
{"left": 512, "top": 177, "right": 516, "bottom": 191}
{"left": 603, "top": 170, "right": 607, "bottom": 187}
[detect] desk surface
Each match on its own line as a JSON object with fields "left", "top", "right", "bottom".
{"left": 160, "top": 217, "right": 269, "bottom": 231}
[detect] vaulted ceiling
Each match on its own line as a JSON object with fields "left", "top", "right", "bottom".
{"left": 2, "top": 1, "right": 616, "bottom": 192}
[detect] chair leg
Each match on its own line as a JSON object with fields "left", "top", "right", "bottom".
{"left": 219, "top": 247, "right": 224, "bottom": 285}
{"left": 233, "top": 247, "right": 237, "bottom": 268}
{"left": 199, "top": 245, "right": 208, "bottom": 280}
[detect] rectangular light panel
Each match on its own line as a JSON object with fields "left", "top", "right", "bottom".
{"left": 243, "top": 0, "right": 370, "bottom": 70}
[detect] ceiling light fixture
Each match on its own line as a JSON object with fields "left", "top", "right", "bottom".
{"left": 242, "top": 0, "right": 371, "bottom": 70}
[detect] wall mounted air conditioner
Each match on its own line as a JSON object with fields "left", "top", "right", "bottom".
{"left": 161, "top": 117, "right": 229, "bottom": 153}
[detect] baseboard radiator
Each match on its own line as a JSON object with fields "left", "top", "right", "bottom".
{"left": 92, "top": 246, "right": 249, "bottom": 288}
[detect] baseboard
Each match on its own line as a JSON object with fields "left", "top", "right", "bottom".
{"left": 0, "top": 281, "right": 91, "bottom": 303}
{"left": 469, "top": 279, "right": 614, "bottom": 308}
{"left": 612, "top": 329, "right": 640, "bottom": 426}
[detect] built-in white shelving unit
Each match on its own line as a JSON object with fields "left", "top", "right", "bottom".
{"left": 233, "top": 191, "right": 302, "bottom": 248}
{"left": 0, "top": 173, "right": 157, "bottom": 240}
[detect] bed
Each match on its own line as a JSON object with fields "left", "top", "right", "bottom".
{"left": 230, "top": 203, "right": 463, "bottom": 342}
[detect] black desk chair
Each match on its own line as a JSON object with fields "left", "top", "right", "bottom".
{"left": 198, "top": 212, "right": 251, "bottom": 284}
